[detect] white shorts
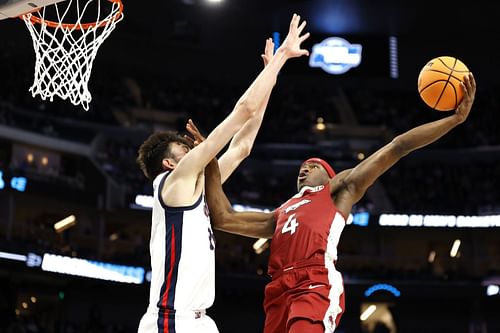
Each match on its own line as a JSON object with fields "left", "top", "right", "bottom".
{"left": 138, "top": 309, "right": 219, "bottom": 333}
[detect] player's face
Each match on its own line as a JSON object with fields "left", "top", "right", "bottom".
{"left": 297, "top": 162, "right": 329, "bottom": 190}
{"left": 166, "top": 141, "right": 191, "bottom": 168}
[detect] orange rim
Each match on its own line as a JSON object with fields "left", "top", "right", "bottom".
{"left": 23, "top": 0, "right": 123, "bottom": 30}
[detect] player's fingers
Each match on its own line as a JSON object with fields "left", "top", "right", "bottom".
{"left": 191, "top": 131, "right": 202, "bottom": 141}
{"left": 188, "top": 119, "right": 200, "bottom": 132}
{"left": 266, "top": 38, "right": 274, "bottom": 53}
{"left": 262, "top": 55, "right": 270, "bottom": 67}
{"left": 187, "top": 128, "right": 203, "bottom": 143}
{"left": 290, "top": 14, "right": 299, "bottom": 31}
{"left": 195, "top": 130, "right": 206, "bottom": 140}
{"left": 465, "top": 74, "right": 475, "bottom": 99}
{"left": 289, "top": 14, "right": 295, "bottom": 30}
{"left": 186, "top": 123, "right": 196, "bottom": 134}
{"left": 297, "top": 20, "right": 307, "bottom": 35}
{"left": 183, "top": 135, "right": 195, "bottom": 147}
{"left": 459, "top": 82, "right": 468, "bottom": 99}
{"left": 189, "top": 120, "right": 204, "bottom": 138}
{"left": 294, "top": 15, "right": 301, "bottom": 31}
{"left": 299, "top": 32, "right": 310, "bottom": 43}
{"left": 470, "top": 72, "right": 475, "bottom": 85}
{"left": 464, "top": 75, "right": 471, "bottom": 93}
{"left": 268, "top": 40, "right": 275, "bottom": 52}
{"left": 469, "top": 73, "right": 476, "bottom": 93}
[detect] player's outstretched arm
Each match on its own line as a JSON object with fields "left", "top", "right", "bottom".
{"left": 233, "top": 13, "right": 309, "bottom": 114}
{"left": 205, "top": 158, "right": 276, "bottom": 239}
{"left": 217, "top": 38, "right": 275, "bottom": 184}
{"left": 171, "top": 14, "right": 310, "bottom": 183}
{"left": 336, "top": 73, "right": 476, "bottom": 208}
{"left": 216, "top": 14, "right": 310, "bottom": 183}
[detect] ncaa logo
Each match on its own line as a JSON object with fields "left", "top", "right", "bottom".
{"left": 309, "top": 37, "right": 362, "bottom": 74}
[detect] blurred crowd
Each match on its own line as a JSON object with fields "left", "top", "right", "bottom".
{"left": 1, "top": 47, "right": 500, "bottom": 280}
{"left": 3, "top": 72, "right": 499, "bottom": 214}
{"left": 2, "top": 40, "right": 500, "bottom": 333}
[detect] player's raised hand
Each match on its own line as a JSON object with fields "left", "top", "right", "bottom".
{"left": 278, "top": 13, "right": 310, "bottom": 59}
{"left": 455, "top": 73, "right": 476, "bottom": 124}
{"left": 261, "top": 37, "right": 275, "bottom": 67}
{"left": 184, "top": 119, "right": 206, "bottom": 147}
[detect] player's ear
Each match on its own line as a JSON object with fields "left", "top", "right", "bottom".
{"left": 162, "top": 158, "right": 175, "bottom": 170}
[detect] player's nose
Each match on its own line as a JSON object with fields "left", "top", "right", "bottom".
{"left": 299, "top": 166, "right": 309, "bottom": 176}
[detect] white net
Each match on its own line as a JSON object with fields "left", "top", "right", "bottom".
{"left": 22, "top": 0, "right": 123, "bottom": 111}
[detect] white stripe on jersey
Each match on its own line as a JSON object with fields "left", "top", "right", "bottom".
{"left": 322, "top": 212, "right": 346, "bottom": 333}
{"left": 325, "top": 212, "right": 346, "bottom": 262}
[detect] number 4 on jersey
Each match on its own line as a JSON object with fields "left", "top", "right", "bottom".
{"left": 282, "top": 213, "right": 299, "bottom": 235}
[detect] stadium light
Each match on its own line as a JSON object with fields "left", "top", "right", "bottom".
{"left": 486, "top": 285, "right": 499, "bottom": 296}
{"left": 253, "top": 238, "right": 269, "bottom": 254}
{"left": 360, "top": 304, "right": 377, "bottom": 321}
{"left": 450, "top": 239, "right": 461, "bottom": 258}
{"left": 428, "top": 250, "right": 436, "bottom": 263}
{"left": 0, "top": 251, "right": 27, "bottom": 262}
{"left": 54, "top": 215, "right": 77, "bottom": 233}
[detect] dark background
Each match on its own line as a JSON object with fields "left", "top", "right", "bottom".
{"left": 1, "top": 0, "right": 500, "bottom": 332}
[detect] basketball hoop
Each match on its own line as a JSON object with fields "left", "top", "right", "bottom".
{"left": 21, "top": 0, "right": 124, "bottom": 111}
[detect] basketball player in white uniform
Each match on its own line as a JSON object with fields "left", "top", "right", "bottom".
{"left": 135, "top": 14, "right": 311, "bottom": 333}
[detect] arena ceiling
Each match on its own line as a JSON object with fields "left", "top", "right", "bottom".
{"left": 1, "top": 0, "right": 498, "bottom": 83}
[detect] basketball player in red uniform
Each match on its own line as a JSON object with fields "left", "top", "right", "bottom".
{"left": 198, "top": 73, "right": 476, "bottom": 333}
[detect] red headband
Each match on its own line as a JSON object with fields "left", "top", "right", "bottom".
{"left": 303, "top": 158, "right": 336, "bottom": 178}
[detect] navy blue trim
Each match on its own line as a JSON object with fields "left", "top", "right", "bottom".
{"left": 156, "top": 311, "right": 177, "bottom": 333}
{"left": 156, "top": 171, "right": 203, "bottom": 212}
{"left": 166, "top": 194, "right": 203, "bottom": 212}
{"left": 155, "top": 217, "right": 171, "bottom": 311}
{"left": 167, "top": 214, "right": 183, "bottom": 308}
{"left": 168, "top": 313, "right": 175, "bottom": 333}
{"left": 157, "top": 172, "right": 170, "bottom": 210}
{"left": 156, "top": 310, "right": 168, "bottom": 333}
{"left": 156, "top": 208, "right": 184, "bottom": 332}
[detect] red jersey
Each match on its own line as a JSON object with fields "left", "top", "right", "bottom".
{"left": 268, "top": 184, "right": 346, "bottom": 277}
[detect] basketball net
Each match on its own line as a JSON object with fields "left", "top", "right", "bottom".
{"left": 21, "top": 0, "right": 124, "bottom": 111}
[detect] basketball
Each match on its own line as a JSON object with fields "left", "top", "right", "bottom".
{"left": 417, "top": 56, "right": 470, "bottom": 111}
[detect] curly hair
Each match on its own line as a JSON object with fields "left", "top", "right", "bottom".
{"left": 136, "top": 131, "right": 191, "bottom": 181}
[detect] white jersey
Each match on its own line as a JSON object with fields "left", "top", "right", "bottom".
{"left": 139, "top": 170, "right": 216, "bottom": 333}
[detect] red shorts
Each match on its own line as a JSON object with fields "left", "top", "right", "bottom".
{"left": 263, "top": 264, "right": 345, "bottom": 333}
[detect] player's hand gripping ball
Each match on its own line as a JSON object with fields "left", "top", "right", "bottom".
{"left": 418, "top": 56, "right": 470, "bottom": 111}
